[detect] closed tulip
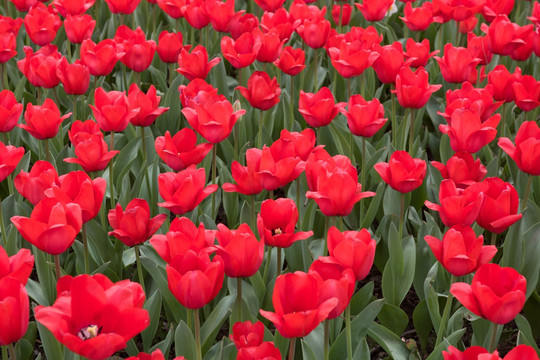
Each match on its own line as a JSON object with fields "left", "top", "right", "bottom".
{"left": 273, "top": 46, "right": 306, "bottom": 76}
{"left": 19, "top": 99, "right": 71, "bottom": 140}
{"left": 157, "top": 0, "right": 184, "bottom": 19}
{"left": 393, "top": 66, "right": 442, "bottom": 109}
{"left": 56, "top": 58, "right": 90, "bottom": 95}
{"left": 64, "top": 14, "right": 95, "bottom": 44}
{"left": 512, "top": 74, "right": 540, "bottom": 112}
{"left": 498, "top": 121, "right": 540, "bottom": 176}
{"left": 127, "top": 349, "right": 185, "bottom": 360}
{"left": 0, "top": 142, "right": 24, "bottom": 183}
{"left": 65, "top": 134, "right": 120, "bottom": 172}
{"left": 451, "top": 263, "right": 526, "bottom": 324}
{"left": 237, "top": 342, "right": 282, "bottom": 360}
{"left": 0, "top": 90, "right": 23, "bottom": 133}
{"left": 156, "top": 30, "right": 185, "bottom": 64}
{"left": 205, "top": 0, "right": 236, "bottom": 32}
{"left": 51, "top": 0, "right": 95, "bottom": 16}
{"left": 327, "top": 38, "right": 379, "bottom": 79}
{"left": 431, "top": 152, "right": 487, "bottom": 188}
{"left": 14, "top": 160, "right": 60, "bottom": 205}
{"left": 400, "top": 2, "right": 441, "bottom": 32}
{"left": 0, "top": 246, "right": 34, "bottom": 285}
{"left": 90, "top": 87, "right": 138, "bottom": 132}
{"left": 327, "top": 227, "right": 376, "bottom": 281}
{"left": 296, "top": 18, "right": 331, "bottom": 49}
{"left": 0, "top": 278, "right": 29, "bottom": 346}
{"left": 374, "top": 150, "right": 426, "bottom": 193}
{"left": 104, "top": 0, "right": 141, "bottom": 13}
{"left": 177, "top": 45, "right": 221, "bottom": 81}
{"left": 114, "top": 26, "right": 156, "bottom": 72}
{"left": 298, "top": 87, "right": 345, "bottom": 128}
{"left": 183, "top": 0, "right": 210, "bottom": 29}
{"left": 257, "top": 146, "right": 305, "bottom": 191}
{"left": 439, "top": 109, "right": 500, "bottom": 153}
{"left": 372, "top": 42, "right": 405, "bottom": 84}
{"left": 155, "top": 129, "right": 213, "bottom": 171}
{"left": 341, "top": 94, "right": 387, "bottom": 137}
{"left": 0, "top": 32, "right": 17, "bottom": 63}
{"left": 17, "top": 45, "right": 62, "bottom": 88}
{"left": 23, "top": 3, "right": 61, "bottom": 46}
{"left": 435, "top": 44, "right": 482, "bottom": 84}
{"left": 237, "top": 71, "right": 281, "bottom": 111}
{"left": 222, "top": 148, "right": 264, "bottom": 196}
{"left": 80, "top": 39, "right": 121, "bottom": 77}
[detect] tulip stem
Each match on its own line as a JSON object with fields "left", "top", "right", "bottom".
{"left": 399, "top": 193, "right": 405, "bottom": 239}
{"left": 0, "top": 63, "right": 5, "bottom": 90}
{"left": 2, "top": 345, "right": 7, "bottom": 360}
{"left": 262, "top": 246, "right": 271, "bottom": 284}
{"left": 324, "top": 216, "right": 330, "bottom": 256}
{"left": 140, "top": 127, "right": 152, "bottom": 203}
{"left": 72, "top": 96, "right": 77, "bottom": 124}
{"left": 277, "top": 247, "right": 282, "bottom": 276}
{"left": 488, "top": 323, "right": 500, "bottom": 352}
{"left": 296, "top": 180, "right": 301, "bottom": 229}
{"left": 212, "top": 146, "right": 217, "bottom": 219}
{"left": 44, "top": 139, "right": 51, "bottom": 163}
{"left": 324, "top": 319, "right": 330, "bottom": 360}
{"left": 435, "top": 274, "right": 456, "bottom": 348}
{"left": 54, "top": 255, "right": 61, "bottom": 281}
{"left": 345, "top": 305, "right": 352, "bottom": 360}
{"left": 82, "top": 223, "right": 89, "bottom": 274}
{"left": 7, "top": 344, "right": 15, "bottom": 360}
{"left": 250, "top": 195, "right": 255, "bottom": 233}
{"left": 0, "top": 197, "right": 7, "bottom": 248}
{"left": 236, "top": 277, "right": 242, "bottom": 322}
{"left": 194, "top": 309, "right": 203, "bottom": 360}
{"left": 391, "top": 89, "right": 397, "bottom": 149}
{"left": 313, "top": 49, "right": 318, "bottom": 91}
{"left": 408, "top": 109, "right": 415, "bottom": 154}
{"left": 135, "top": 245, "right": 146, "bottom": 294}
{"left": 360, "top": 136, "right": 366, "bottom": 222}
{"left": 290, "top": 75, "right": 294, "bottom": 130}
{"left": 109, "top": 131, "right": 115, "bottom": 209}
{"left": 520, "top": 174, "right": 533, "bottom": 212}
{"left": 490, "top": 232, "right": 497, "bottom": 247}
{"left": 288, "top": 337, "right": 296, "bottom": 360}
{"left": 258, "top": 109, "right": 264, "bottom": 149}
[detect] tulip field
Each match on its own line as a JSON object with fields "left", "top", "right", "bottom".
{"left": 1, "top": 0, "right": 540, "bottom": 359}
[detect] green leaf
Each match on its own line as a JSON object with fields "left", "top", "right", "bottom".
{"left": 360, "top": 182, "right": 385, "bottom": 230}
{"left": 514, "top": 314, "right": 540, "bottom": 354}
{"left": 150, "top": 326, "right": 174, "bottom": 356}
{"left": 425, "top": 329, "right": 466, "bottom": 360}
{"left": 15, "top": 338, "right": 33, "bottom": 360}
{"left": 201, "top": 295, "right": 235, "bottom": 353}
{"left": 33, "top": 247, "right": 55, "bottom": 305}
{"left": 412, "top": 299, "right": 433, "bottom": 353}
{"left": 378, "top": 303, "right": 409, "bottom": 336}
{"left": 303, "top": 325, "right": 323, "bottom": 360}
{"left": 36, "top": 321, "right": 63, "bottom": 360}
{"left": 350, "top": 281, "right": 374, "bottom": 316}
{"left": 175, "top": 321, "right": 197, "bottom": 359}
{"left": 142, "top": 290, "right": 163, "bottom": 352}
{"left": 301, "top": 338, "right": 319, "bottom": 360}
{"left": 353, "top": 337, "right": 370, "bottom": 360}
{"left": 367, "top": 322, "right": 411, "bottom": 360}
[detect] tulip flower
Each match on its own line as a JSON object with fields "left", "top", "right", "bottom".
{"left": 108, "top": 198, "right": 166, "bottom": 247}
{"left": 482, "top": 0, "right": 514, "bottom": 22}
{"left": 228, "top": 13, "right": 260, "bottom": 40}
{"left": 67, "top": 119, "right": 102, "bottom": 145}
{"left": 177, "top": 45, "right": 221, "bottom": 81}
{"left": 0, "top": 15, "right": 23, "bottom": 35}
{"left": 269, "top": 128, "right": 317, "bottom": 161}
{"left": 261, "top": 8, "right": 295, "bottom": 42}
{"left": 114, "top": 26, "right": 156, "bottom": 73}
{"left": 0, "top": 278, "right": 29, "bottom": 347}
{"left": 498, "top": 121, "right": 540, "bottom": 176}
{"left": 372, "top": 42, "right": 406, "bottom": 84}
{"left": 183, "top": 0, "right": 210, "bottom": 29}
{"left": 0, "top": 90, "right": 23, "bottom": 133}
{"left": 167, "top": 250, "right": 224, "bottom": 309}
{"left": 80, "top": 39, "right": 122, "bottom": 77}
{"left": 231, "top": 321, "right": 265, "bottom": 349}
{"left": 8, "top": 0, "right": 39, "bottom": 12}
{"left": 150, "top": 217, "right": 216, "bottom": 264}
{"left": 205, "top": 0, "right": 236, "bottom": 32}
{"left": 483, "top": 15, "right": 526, "bottom": 56}
{"left": 17, "top": 45, "right": 62, "bottom": 88}
{"left": 468, "top": 178, "right": 522, "bottom": 234}
{"left": 222, "top": 148, "right": 264, "bottom": 196}
{"left": 14, "top": 160, "right": 60, "bottom": 206}
{"left": 237, "top": 71, "right": 281, "bottom": 111}
{"left": 104, "top": 0, "right": 141, "bottom": 13}
{"left": 327, "top": 227, "right": 376, "bottom": 281}
{"left": 127, "top": 84, "right": 169, "bottom": 127}
{"left": 127, "top": 349, "right": 185, "bottom": 360}
{"left": 431, "top": 152, "right": 487, "bottom": 188}
{"left": 273, "top": 46, "right": 306, "bottom": 76}
{"left": 433, "top": 0, "right": 486, "bottom": 21}
{"left": 296, "top": 18, "right": 331, "bottom": 49}
{"left": 155, "top": 129, "right": 213, "bottom": 171}
{"left": 393, "top": 66, "right": 442, "bottom": 109}
{"left": 425, "top": 226, "right": 496, "bottom": 277}
{"left": 260, "top": 271, "right": 338, "bottom": 338}
{"left": 451, "top": 263, "right": 526, "bottom": 324}
{"left": 254, "top": 0, "right": 285, "bottom": 12}
{"left": 0, "top": 246, "right": 34, "bottom": 285}
{"left": 56, "top": 58, "right": 90, "bottom": 95}
{"left": 439, "top": 81, "right": 501, "bottom": 123}
{"left": 157, "top": 0, "right": 184, "bottom": 19}
{"left": 400, "top": 2, "right": 441, "bottom": 32}
{"left": 11, "top": 198, "right": 82, "bottom": 255}
{"left": 51, "top": 0, "right": 95, "bottom": 16}
{"left": 35, "top": 274, "right": 149, "bottom": 360}
{"left": 90, "top": 87, "right": 138, "bottom": 132}
{"left": 23, "top": 3, "right": 62, "bottom": 46}
{"left": 0, "top": 142, "right": 24, "bottom": 183}
{"left": 341, "top": 95, "right": 387, "bottom": 138}
{"left": 467, "top": 33, "right": 492, "bottom": 66}
{"left": 257, "top": 198, "right": 313, "bottom": 248}
{"left": 298, "top": 87, "right": 345, "bottom": 128}
{"left": 215, "top": 223, "right": 264, "bottom": 278}
{"left": 221, "top": 32, "right": 262, "bottom": 69}
{"left": 425, "top": 180, "right": 485, "bottom": 227}
{"left": 156, "top": 30, "right": 186, "bottom": 63}
{"left": 487, "top": 65, "right": 520, "bottom": 103}
{"left": 355, "top": 0, "right": 393, "bottom": 21}
{"left": 0, "top": 32, "right": 17, "bottom": 64}
{"left": 64, "top": 134, "right": 120, "bottom": 172}
{"left": 257, "top": 146, "right": 305, "bottom": 191}
{"left": 435, "top": 44, "right": 482, "bottom": 84}
{"left": 327, "top": 38, "right": 379, "bottom": 79}
{"left": 19, "top": 99, "right": 71, "bottom": 140}
{"left": 237, "top": 342, "right": 282, "bottom": 360}
{"left": 331, "top": 4, "right": 352, "bottom": 26}
{"left": 158, "top": 165, "right": 218, "bottom": 215}
{"left": 512, "top": 74, "right": 540, "bottom": 112}
{"left": 64, "top": 14, "right": 95, "bottom": 44}
{"left": 178, "top": 79, "right": 218, "bottom": 108}
{"left": 374, "top": 150, "right": 426, "bottom": 193}
{"left": 443, "top": 344, "right": 539, "bottom": 360}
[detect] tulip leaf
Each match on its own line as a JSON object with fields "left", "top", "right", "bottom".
{"left": 425, "top": 328, "right": 466, "bottom": 360}
{"left": 412, "top": 299, "right": 432, "bottom": 353}
{"left": 367, "top": 322, "right": 411, "bottom": 360}
{"left": 15, "top": 338, "right": 33, "bottom": 360}
{"left": 274, "top": 331, "right": 290, "bottom": 359}
{"left": 378, "top": 303, "right": 409, "bottom": 336}
{"left": 142, "top": 289, "right": 163, "bottom": 352}
{"left": 149, "top": 326, "right": 174, "bottom": 356}
{"left": 303, "top": 324, "right": 323, "bottom": 360}
{"left": 501, "top": 220, "right": 524, "bottom": 272}
{"left": 520, "top": 221, "right": 540, "bottom": 297}
{"left": 360, "top": 182, "right": 385, "bottom": 230}
{"left": 350, "top": 281, "right": 374, "bottom": 316}
{"left": 32, "top": 247, "right": 56, "bottom": 305}
{"left": 423, "top": 263, "right": 441, "bottom": 332}
{"left": 175, "top": 321, "right": 197, "bottom": 360}
{"left": 301, "top": 338, "right": 319, "bottom": 360}
{"left": 122, "top": 247, "right": 136, "bottom": 267}
{"left": 329, "top": 299, "right": 384, "bottom": 360}
{"left": 249, "top": 270, "right": 266, "bottom": 303}
{"left": 36, "top": 321, "right": 63, "bottom": 360}
{"left": 201, "top": 294, "right": 235, "bottom": 353}
{"left": 383, "top": 229, "right": 416, "bottom": 307}
{"left": 353, "top": 337, "right": 370, "bottom": 360}
{"left": 514, "top": 314, "right": 540, "bottom": 354}
{"left": 147, "top": 65, "right": 168, "bottom": 92}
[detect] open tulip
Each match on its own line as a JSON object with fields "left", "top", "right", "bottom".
{"left": 257, "top": 146, "right": 305, "bottom": 191}
{"left": 269, "top": 128, "right": 317, "bottom": 161}
{"left": 498, "top": 121, "right": 540, "bottom": 176}
{"left": 221, "top": 31, "right": 262, "bottom": 69}
{"left": 222, "top": 148, "right": 264, "bottom": 196}
{"left": 512, "top": 74, "right": 540, "bottom": 112}
{"left": 374, "top": 150, "right": 426, "bottom": 193}
{"left": 0, "top": 90, "right": 23, "bottom": 133}
{"left": 128, "top": 83, "right": 169, "bottom": 127}
{"left": 400, "top": 2, "right": 441, "bottom": 32}
{"left": 439, "top": 109, "right": 500, "bottom": 153}
{"left": 431, "top": 152, "right": 487, "bottom": 188}
{"left": 393, "top": 66, "right": 441, "bottom": 109}
{"left": 177, "top": 45, "right": 221, "bottom": 81}
{"left": 14, "top": 160, "right": 60, "bottom": 205}
{"left": 0, "top": 246, "right": 34, "bottom": 285}
{"left": 90, "top": 87, "right": 138, "bottom": 132}
{"left": 231, "top": 320, "right": 265, "bottom": 349}
{"left": 237, "top": 342, "right": 282, "bottom": 360}
{"left": 114, "top": 26, "right": 156, "bottom": 72}
{"left": 435, "top": 44, "right": 482, "bottom": 84}
{"left": 34, "top": 274, "right": 149, "bottom": 360}
{"left": 65, "top": 134, "right": 119, "bottom": 172}
{"left": 273, "top": 46, "right": 306, "bottom": 76}
{"left": 327, "top": 227, "right": 376, "bottom": 281}
{"left": 127, "top": 349, "right": 185, "bottom": 360}
{"left": 0, "top": 142, "right": 24, "bottom": 183}
{"left": 327, "top": 39, "right": 379, "bottom": 79}
{"left": 19, "top": 99, "right": 71, "bottom": 140}
{"left": 451, "top": 263, "right": 526, "bottom": 324}
{"left": 155, "top": 129, "right": 213, "bottom": 171}
{"left": 80, "top": 39, "right": 122, "bottom": 77}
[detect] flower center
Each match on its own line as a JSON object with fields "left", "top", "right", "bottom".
{"left": 78, "top": 325, "right": 101, "bottom": 340}
{"left": 272, "top": 228, "right": 283, "bottom": 235}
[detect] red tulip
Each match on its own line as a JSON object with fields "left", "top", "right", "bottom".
{"left": 372, "top": 42, "right": 405, "bottom": 84}
{"left": 56, "top": 58, "right": 90, "bottom": 95}
{"left": 256, "top": 28, "right": 284, "bottom": 63}
{"left": 231, "top": 321, "right": 264, "bottom": 349}
{"left": 228, "top": 13, "right": 260, "bottom": 40}
{"left": 35, "top": 274, "right": 149, "bottom": 360}
{"left": 167, "top": 250, "right": 224, "bottom": 309}
{"left": 374, "top": 150, "right": 426, "bottom": 193}
{"left": 296, "top": 17, "right": 331, "bottom": 49}
{"left": 435, "top": 44, "right": 482, "bottom": 84}
{"left": 451, "top": 263, "right": 526, "bottom": 324}
{"left": 8, "top": 0, "right": 39, "bottom": 12}
{"left": 483, "top": 15, "right": 526, "bottom": 55}
{"left": 236, "top": 342, "right": 282, "bottom": 360}
{"left": 24, "top": 3, "right": 62, "bottom": 46}
{"left": 439, "top": 109, "right": 500, "bottom": 153}
{"left": 11, "top": 198, "right": 82, "bottom": 255}
{"left": 425, "top": 225, "right": 496, "bottom": 277}
{"left": 487, "top": 64, "right": 520, "bottom": 103}
{"left": 498, "top": 121, "right": 540, "bottom": 176}
{"left": 104, "top": 0, "right": 141, "bottom": 13}
{"left": 14, "top": 160, "right": 60, "bottom": 205}
{"left": 433, "top": 0, "right": 486, "bottom": 21}
{"left": 289, "top": 0, "right": 325, "bottom": 23}
{"left": 64, "top": 134, "right": 120, "bottom": 172}
{"left": 260, "top": 271, "right": 338, "bottom": 338}
{"left": 529, "top": 1, "right": 540, "bottom": 27}
{"left": 19, "top": 99, "right": 71, "bottom": 140}
{"left": 150, "top": 217, "right": 216, "bottom": 263}
{"left": 17, "top": 45, "right": 62, "bottom": 88}
{"left": 331, "top": 4, "right": 352, "bottom": 26}
{"left": 355, "top": 0, "right": 394, "bottom": 21}
{"left": 128, "top": 83, "right": 169, "bottom": 127}
{"left": 205, "top": 0, "right": 236, "bottom": 32}
{"left": 108, "top": 198, "right": 166, "bottom": 247}
{"left": 442, "top": 346, "right": 494, "bottom": 360}
{"left": 509, "top": 24, "right": 535, "bottom": 62}
{"left": 503, "top": 345, "right": 540, "bottom": 360}
{"left": 261, "top": 8, "right": 295, "bottom": 42}
{"left": 327, "top": 227, "right": 376, "bottom": 281}
{"left": 467, "top": 33, "right": 492, "bottom": 66}
{"left": 257, "top": 146, "right": 305, "bottom": 191}
{"left": 512, "top": 74, "right": 540, "bottom": 112}
{"left": 0, "top": 142, "right": 24, "bottom": 183}
{"left": 273, "top": 46, "right": 305, "bottom": 76}
{"left": 439, "top": 81, "right": 501, "bottom": 123}
{"left": 158, "top": 165, "right": 218, "bottom": 215}
{"left": 305, "top": 148, "right": 357, "bottom": 192}
{"left": 178, "top": 78, "right": 218, "bottom": 108}
{"left": 0, "top": 90, "right": 23, "bottom": 133}
{"left": 157, "top": 0, "right": 184, "bottom": 19}
{"left": 181, "top": 93, "right": 245, "bottom": 143}
{"left": 425, "top": 179, "right": 485, "bottom": 227}
{"left": 257, "top": 198, "right": 313, "bottom": 248}
{"left": 51, "top": 0, "right": 95, "bottom": 16}
{"left": 298, "top": 87, "right": 345, "bottom": 128}
{"left": 90, "top": 87, "right": 138, "bottom": 132}
{"left": 127, "top": 349, "right": 185, "bottom": 360}
{"left": 431, "top": 152, "right": 487, "bottom": 188}
{"left": 67, "top": 119, "right": 101, "bottom": 145}
{"left": 177, "top": 45, "right": 221, "bottom": 81}
{"left": 0, "top": 278, "right": 29, "bottom": 346}
{"left": 64, "top": 14, "right": 95, "bottom": 44}
{"left": 215, "top": 223, "right": 264, "bottom": 278}
{"left": 269, "top": 128, "right": 317, "bottom": 161}
{"left": 155, "top": 129, "right": 213, "bottom": 171}
{"left": 253, "top": 0, "right": 285, "bottom": 12}
{"left": 0, "top": 247, "right": 34, "bottom": 285}
{"left": 340, "top": 94, "right": 387, "bottom": 138}
{"left": 114, "top": 26, "right": 156, "bottom": 72}
{"left": 222, "top": 148, "right": 264, "bottom": 196}
{"left": 482, "top": 0, "right": 515, "bottom": 22}
{"left": 221, "top": 32, "right": 262, "bottom": 69}
{"left": 156, "top": 30, "right": 185, "bottom": 64}
{"left": 400, "top": 2, "right": 441, "bottom": 32}
{"left": 183, "top": 0, "right": 210, "bottom": 29}
{"left": 308, "top": 257, "right": 355, "bottom": 319}
{"left": 393, "top": 66, "right": 442, "bottom": 109}
{"left": 0, "top": 32, "right": 17, "bottom": 63}
{"left": 469, "top": 177, "right": 522, "bottom": 234}
{"left": 80, "top": 39, "right": 122, "bottom": 77}
{"left": 0, "top": 15, "right": 23, "bottom": 35}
